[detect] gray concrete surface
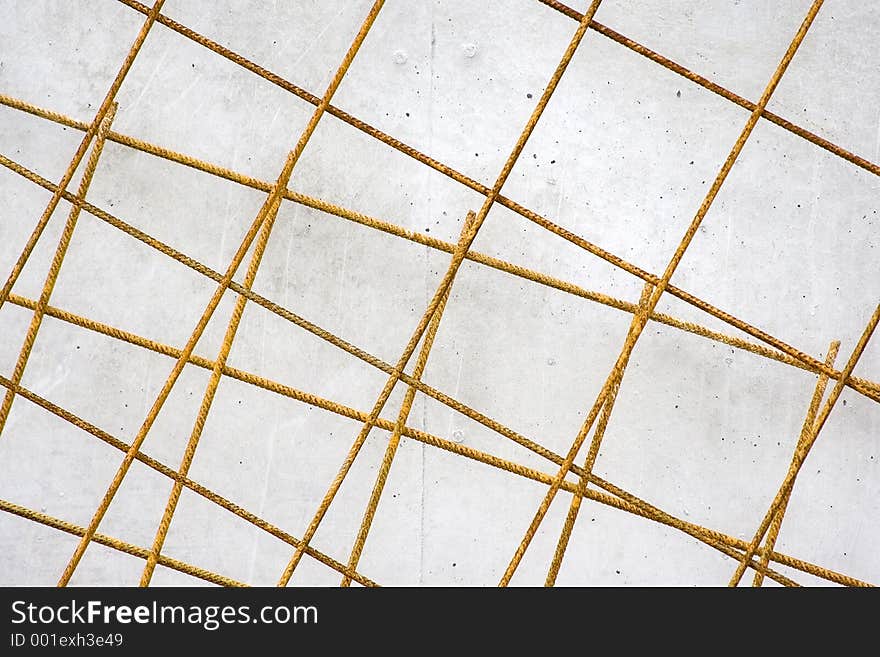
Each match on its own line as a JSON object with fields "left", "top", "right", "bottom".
{"left": 0, "top": 0, "right": 877, "bottom": 586}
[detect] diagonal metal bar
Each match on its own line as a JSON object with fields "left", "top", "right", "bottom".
{"left": 537, "top": 0, "right": 880, "bottom": 177}
{"left": 0, "top": 499, "right": 247, "bottom": 587}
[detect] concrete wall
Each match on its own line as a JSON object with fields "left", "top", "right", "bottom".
{"left": 0, "top": 0, "right": 877, "bottom": 586}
